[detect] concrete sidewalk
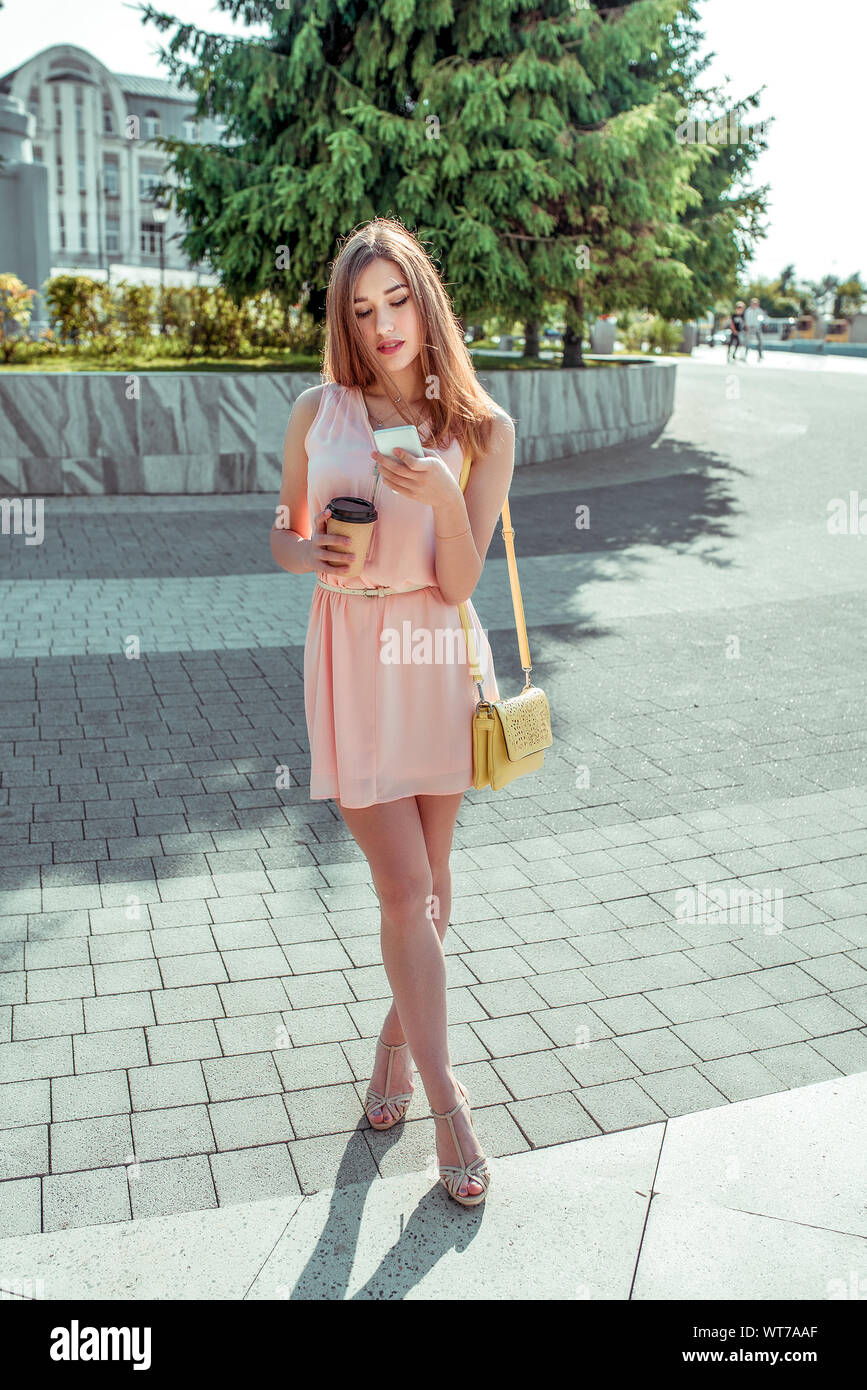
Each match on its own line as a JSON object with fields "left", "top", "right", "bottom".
{"left": 1, "top": 1072, "right": 863, "bottom": 1300}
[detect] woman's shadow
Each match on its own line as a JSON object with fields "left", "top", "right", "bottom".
{"left": 273, "top": 1110, "right": 487, "bottom": 1300}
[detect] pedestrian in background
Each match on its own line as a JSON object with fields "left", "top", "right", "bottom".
{"left": 744, "top": 297, "right": 765, "bottom": 361}
{"left": 727, "top": 301, "right": 747, "bottom": 362}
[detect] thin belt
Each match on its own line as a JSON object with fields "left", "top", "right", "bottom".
{"left": 315, "top": 576, "right": 431, "bottom": 598}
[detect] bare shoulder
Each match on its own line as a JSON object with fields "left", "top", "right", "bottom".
{"left": 483, "top": 406, "right": 515, "bottom": 480}
{"left": 290, "top": 382, "right": 330, "bottom": 424}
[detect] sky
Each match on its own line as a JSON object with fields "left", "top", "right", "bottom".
{"left": 1, "top": 0, "right": 865, "bottom": 285}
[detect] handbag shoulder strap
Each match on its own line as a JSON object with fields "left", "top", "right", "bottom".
{"left": 456, "top": 446, "right": 532, "bottom": 692}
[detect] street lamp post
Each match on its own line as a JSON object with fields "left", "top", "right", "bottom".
{"left": 152, "top": 199, "right": 168, "bottom": 335}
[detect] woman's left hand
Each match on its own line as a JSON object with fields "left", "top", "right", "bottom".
{"left": 371, "top": 448, "right": 463, "bottom": 508}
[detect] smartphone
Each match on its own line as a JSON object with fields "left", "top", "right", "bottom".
{"left": 372, "top": 424, "right": 425, "bottom": 460}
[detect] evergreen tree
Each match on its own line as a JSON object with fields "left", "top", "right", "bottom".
{"left": 138, "top": 0, "right": 768, "bottom": 364}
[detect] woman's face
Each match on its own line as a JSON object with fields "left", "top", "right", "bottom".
{"left": 352, "top": 257, "right": 421, "bottom": 374}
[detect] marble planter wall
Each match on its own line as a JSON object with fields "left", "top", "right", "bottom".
{"left": 0, "top": 363, "right": 675, "bottom": 495}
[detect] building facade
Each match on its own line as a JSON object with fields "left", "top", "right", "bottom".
{"left": 0, "top": 43, "right": 226, "bottom": 287}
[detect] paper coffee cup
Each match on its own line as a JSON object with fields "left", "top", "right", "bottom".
{"left": 325, "top": 496, "right": 378, "bottom": 579}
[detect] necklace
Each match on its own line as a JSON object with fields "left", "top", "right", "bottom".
{"left": 363, "top": 387, "right": 430, "bottom": 434}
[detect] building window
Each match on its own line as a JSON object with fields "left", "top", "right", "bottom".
{"left": 138, "top": 170, "right": 162, "bottom": 201}
{"left": 75, "top": 106, "right": 84, "bottom": 131}
{"left": 143, "top": 109, "right": 160, "bottom": 139}
{"left": 106, "top": 216, "right": 120, "bottom": 254}
{"left": 182, "top": 117, "right": 199, "bottom": 141}
{"left": 102, "top": 161, "right": 119, "bottom": 196}
{"left": 34, "top": 145, "right": 44, "bottom": 163}
{"left": 103, "top": 97, "right": 115, "bottom": 135}
{"left": 56, "top": 154, "right": 64, "bottom": 193}
{"left": 80, "top": 210, "right": 88, "bottom": 250}
{"left": 78, "top": 158, "right": 87, "bottom": 192}
{"left": 140, "top": 220, "right": 164, "bottom": 257}
{"left": 28, "top": 85, "right": 40, "bottom": 120}
{"left": 59, "top": 211, "right": 66, "bottom": 250}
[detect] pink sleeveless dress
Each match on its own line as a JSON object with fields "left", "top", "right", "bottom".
{"left": 302, "top": 382, "right": 500, "bottom": 808}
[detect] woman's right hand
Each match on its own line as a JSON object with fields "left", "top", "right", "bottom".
{"left": 306, "top": 506, "right": 355, "bottom": 572}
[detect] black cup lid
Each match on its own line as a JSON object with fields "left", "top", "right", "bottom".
{"left": 327, "top": 496, "right": 378, "bottom": 523}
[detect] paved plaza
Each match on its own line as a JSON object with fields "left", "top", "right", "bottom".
{"left": 1, "top": 352, "right": 866, "bottom": 1245}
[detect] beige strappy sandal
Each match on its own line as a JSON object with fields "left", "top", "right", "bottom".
{"left": 363, "top": 1035, "right": 414, "bottom": 1130}
{"left": 430, "top": 1082, "right": 491, "bottom": 1207}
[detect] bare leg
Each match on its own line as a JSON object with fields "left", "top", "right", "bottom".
{"left": 378, "top": 791, "right": 463, "bottom": 1047}
{"left": 336, "top": 792, "right": 484, "bottom": 1197}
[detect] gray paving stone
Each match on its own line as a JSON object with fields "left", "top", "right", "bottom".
{"left": 88, "top": 931, "right": 154, "bottom": 965}
{"left": 670, "top": 1016, "right": 755, "bottom": 1061}
{"left": 211, "top": 946, "right": 286, "bottom": 987}
{"left": 280, "top": 1004, "right": 358, "bottom": 1047}
{"left": 468, "top": 977, "right": 549, "bottom": 1017}
{"left": 24, "top": 937, "right": 90, "bottom": 969}
{"left": 574, "top": 1078, "right": 668, "bottom": 1132}
{"left": 288, "top": 1129, "right": 379, "bottom": 1194}
{"left": 150, "top": 984, "right": 224, "bottom": 1025}
{"left": 724, "top": 1006, "right": 810, "bottom": 1049}
{"left": 0, "top": 1122, "right": 48, "bottom": 1180}
{"left": 43, "top": 1165, "right": 131, "bottom": 1232}
{"left": 695, "top": 1053, "right": 787, "bottom": 1102}
{"left": 0, "top": 1078, "right": 50, "bottom": 1129}
{"left": 1, "top": 1035, "right": 73, "bottom": 1082}
{"left": 0, "top": 1176, "right": 42, "bottom": 1237}
{"left": 127, "top": 1155, "right": 217, "bottom": 1222}
{"left": 273, "top": 1041, "right": 356, "bottom": 1091}
{"left": 588, "top": 994, "right": 672, "bottom": 1035}
{"left": 282, "top": 1083, "right": 363, "bottom": 1140}
{"left": 83, "top": 991, "right": 156, "bottom": 1033}
{"left": 507, "top": 1091, "right": 601, "bottom": 1146}
{"left": 25, "top": 964, "right": 94, "bottom": 1003}
{"left": 616, "top": 1027, "right": 702, "bottom": 1073}
{"left": 464, "top": 945, "right": 534, "bottom": 983}
{"left": 12, "top": 999, "right": 84, "bottom": 1040}
{"left": 635, "top": 1065, "right": 728, "bottom": 1117}
{"left": 145, "top": 1019, "right": 222, "bottom": 1065}
{"left": 469, "top": 1013, "right": 555, "bottom": 1058}
{"left": 209, "top": 1142, "right": 301, "bottom": 1205}
{"left": 203, "top": 1052, "right": 282, "bottom": 1101}
{"left": 149, "top": 924, "right": 216, "bottom": 957}
{"left": 51, "top": 1070, "right": 130, "bottom": 1122}
{"left": 753, "top": 1042, "right": 843, "bottom": 1088}
{"left": 92, "top": 959, "right": 162, "bottom": 995}
{"left": 208, "top": 1094, "right": 295, "bottom": 1150}
{"left": 799, "top": 953, "right": 867, "bottom": 990}
{"left": 490, "top": 1049, "right": 578, "bottom": 1100}
{"left": 73, "top": 1027, "right": 148, "bottom": 1074}
{"left": 157, "top": 952, "right": 228, "bottom": 989}
{"left": 558, "top": 1038, "right": 638, "bottom": 1087}
{"left": 531, "top": 1003, "right": 613, "bottom": 1047}
{"left": 128, "top": 1061, "right": 209, "bottom": 1111}
{"left": 50, "top": 1113, "right": 133, "bottom": 1173}
{"left": 809, "top": 1029, "right": 867, "bottom": 1071}
{"left": 131, "top": 1104, "right": 215, "bottom": 1161}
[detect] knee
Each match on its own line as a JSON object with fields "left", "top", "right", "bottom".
{"left": 375, "top": 866, "right": 434, "bottom": 920}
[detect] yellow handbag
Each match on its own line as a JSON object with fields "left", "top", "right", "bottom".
{"left": 456, "top": 450, "right": 553, "bottom": 791}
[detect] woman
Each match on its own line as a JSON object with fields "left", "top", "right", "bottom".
{"left": 727, "top": 300, "right": 747, "bottom": 362}
{"left": 270, "top": 218, "right": 515, "bottom": 1206}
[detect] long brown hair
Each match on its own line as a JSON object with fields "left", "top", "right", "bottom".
{"left": 320, "top": 217, "right": 503, "bottom": 463}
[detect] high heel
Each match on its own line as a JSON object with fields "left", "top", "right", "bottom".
{"left": 429, "top": 1081, "right": 491, "bottom": 1207}
{"left": 363, "top": 1035, "right": 414, "bottom": 1130}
